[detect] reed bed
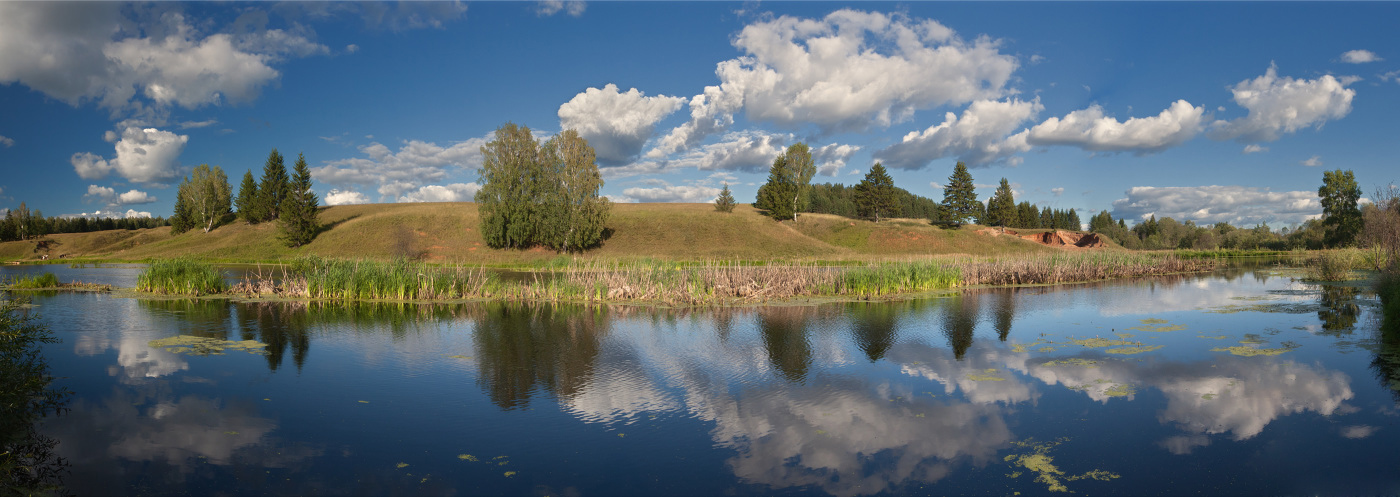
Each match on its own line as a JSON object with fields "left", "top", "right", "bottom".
{"left": 136, "top": 258, "right": 227, "bottom": 295}
{"left": 1304, "top": 250, "right": 1359, "bottom": 281}
{"left": 3, "top": 272, "right": 60, "bottom": 289}
{"left": 951, "top": 252, "right": 1213, "bottom": 286}
{"left": 231, "top": 257, "right": 496, "bottom": 301}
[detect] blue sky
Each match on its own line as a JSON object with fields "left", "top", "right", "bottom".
{"left": 2, "top": 1, "right": 1397, "bottom": 228}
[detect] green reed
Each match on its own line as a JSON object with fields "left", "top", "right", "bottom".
{"left": 4, "top": 272, "right": 60, "bottom": 289}
{"left": 136, "top": 258, "right": 228, "bottom": 296}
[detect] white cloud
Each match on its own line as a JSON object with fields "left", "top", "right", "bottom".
{"left": 929, "top": 181, "right": 944, "bottom": 190}
{"left": 813, "top": 143, "right": 860, "bottom": 176}
{"left": 396, "top": 183, "right": 482, "bottom": 203}
{"left": 1301, "top": 155, "right": 1323, "bottom": 167}
{"left": 1025, "top": 100, "right": 1205, "bottom": 154}
{"left": 177, "top": 119, "right": 218, "bottom": 129}
{"left": 649, "top": 9, "right": 1019, "bottom": 156}
{"left": 356, "top": 1, "right": 468, "bottom": 31}
{"left": 1341, "top": 425, "right": 1378, "bottom": 439}
{"left": 536, "top": 0, "right": 586, "bottom": 17}
{"left": 63, "top": 209, "right": 153, "bottom": 219}
{"left": 1243, "top": 144, "right": 1267, "bottom": 154}
{"left": 1051, "top": 187, "right": 1064, "bottom": 196}
{"left": 558, "top": 84, "right": 685, "bottom": 166}
{"left": 622, "top": 185, "right": 722, "bottom": 203}
{"left": 1111, "top": 185, "right": 1322, "bottom": 226}
{"left": 84, "top": 185, "right": 157, "bottom": 209}
{"left": 0, "top": 5, "right": 327, "bottom": 112}
{"left": 874, "top": 98, "right": 1042, "bottom": 169}
{"left": 345, "top": 44, "right": 359, "bottom": 54}
{"left": 0, "top": 135, "right": 12, "bottom": 147}
{"left": 314, "top": 136, "right": 488, "bottom": 202}
{"left": 609, "top": 130, "right": 790, "bottom": 180}
{"left": 1381, "top": 70, "right": 1400, "bottom": 83}
{"left": 324, "top": 189, "right": 370, "bottom": 206}
{"left": 1209, "top": 64, "right": 1356, "bottom": 143}
{"left": 71, "top": 127, "right": 188, "bottom": 183}
{"left": 1340, "top": 49, "right": 1381, "bottom": 64}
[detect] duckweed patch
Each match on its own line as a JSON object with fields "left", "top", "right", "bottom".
{"left": 1202, "top": 393, "right": 1216, "bottom": 400}
{"left": 147, "top": 335, "right": 268, "bottom": 356}
{"left": 1105, "top": 345, "right": 1164, "bottom": 355}
{"left": 1211, "top": 345, "right": 1296, "bottom": 357}
{"left": 1012, "top": 339, "right": 1057, "bottom": 353}
{"left": 1067, "top": 337, "right": 1140, "bottom": 348}
{"left": 967, "top": 369, "right": 1007, "bottom": 381}
{"left": 1103, "top": 384, "right": 1136, "bottom": 397}
{"left": 1042, "top": 358, "right": 1101, "bottom": 368}
{"left": 1114, "top": 332, "right": 1135, "bottom": 339}
{"left": 458, "top": 454, "right": 477, "bottom": 462}
{"left": 1125, "top": 323, "right": 1186, "bottom": 333}
{"left": 396, "top": 463, "right": 409, "bottom": 469}
{"left": 1004, "top": 438, "right": 1120, "bottom": 493}
{"left": 1139, "top": 318, "right": 1170, "bottom": 324}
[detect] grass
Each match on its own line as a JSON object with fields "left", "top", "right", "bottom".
{"left": 135, "top": 258, "right": 228, "bottom": 296}
{"left": 1304, "top": 249, "right": 1365, "bottom": 281}
{"left": 0, "top": 272, "right": 112, "bottom": 292}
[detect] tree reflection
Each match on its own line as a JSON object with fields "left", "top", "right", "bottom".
{"left": 236, "top": 302, "right": 312, "bottom": 372}
{"left": 757, "top": 307, "right": 813, "bottom": 383}
{"left": 847, "top": 302, "right": 898, "bottom": 362}
{"left": 941, "top": 293, "right": 980, "bottom": 360}
{"left": 472, "top": 303, "right": 608, "bottom": 410}
{"left": 1316, "top": 285, "right": 1359, "bottom": 334}
{"left": 1371, "top": 294, "right": 1400, "bottom": 403}
{"left": 990, "top": 289, "right": 1015, "bottom": 342}
{"left": 1, "top": 297, "right": 71, "bottom": 494}
{"left": 140, "top": 298, "right": 234, "bottom": 340}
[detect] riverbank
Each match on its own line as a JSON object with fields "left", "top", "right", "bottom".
{"left": 129, "top": 253, "right": 1216, "bottom": 306}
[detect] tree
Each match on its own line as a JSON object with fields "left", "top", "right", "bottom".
{"left": 755, "top": 143, "right": 815, "bottom": 221}
{"left": 475, "top": 123, "right": 610, "bottom": 251}
{"left": 1319, "top": 169, "right": 1362, "bottom": 247}
{"left": 255, "top": 149, "right": 290, "bottom": 223}
{"left": 854, "top": 162, "right": 900, "bottom": 222}
{"left": 235, "top": 170, "right": 258, "bottom": 223}
{"left": 941, "top": 162, "right": 979, "bottom": 225}
{"left": 983, "top": 178, "right": 1016, "bottom": 227}
{"left": 541, "top": 129, "right": 610, "bottom": 252}
{"left": 714, "top": 183, "right": 736, "bottom": 213}
{"left": 279, "top": 153, "right": 321, "bottom": 248}
{"left": 173, "top": 164, "right": 232, "bottom": 233}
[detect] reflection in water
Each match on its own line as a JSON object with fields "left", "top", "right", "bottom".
{"left": 472, "top": 303, "right": 608, "bottom": 410}
{"left": 757, "top": 307, "right": 814, "bottom": 383}
{"left": 991, "top": 289, "right": 1015, "bottom": 342}
{"left": 1372, "top": 297, "right": 1400, "bottom": 403}
{"left": 847, "top": 302, "right": 898, "bottom": 362}
{"left": 1, "top": 298, "right": 71, "bottom": 493}
{"left": 238, "top": 302, "right": 311, "bottom": 372}
{"left": 941, "top": 294, "right": 979, "bottom": 360}
{"left": 1317, "top": 285, "right": 1360, "bottom": 334}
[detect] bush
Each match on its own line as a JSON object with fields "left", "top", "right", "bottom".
{"left": 1305, "top": 250, "right": 1356, "bottom": 281}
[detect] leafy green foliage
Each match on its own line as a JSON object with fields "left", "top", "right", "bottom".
{"left": 755, "top": 143, "right": 815, "bottom": 221}
{"left": 941, "top": 162, "right": 979, "bottom": 225}
{"left": 235, "top": 170, "right": 259, "bottom": 223}
{"left": 854, "top": 163, "right": 899, "bottom": 222}
{"left": 475, "top": 124, "right": 610, "bottom": 251}
{"left": 714, "top": 183, "right": 736, "bottom": 213}
{"left": 1320, "top": 169, "right": 1362, "bottom": 247}
{"left": 279, "top": 153, "right": 322, "bottom": 248}
{"left": 171, "top": 164, "right": 232, "bottom": 234}
{"left": 255, "top": 149, "right": 290, "bottom": 223}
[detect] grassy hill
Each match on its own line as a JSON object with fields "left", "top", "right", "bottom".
{"left": 1, "top": 202, "right": 1107, "bottom": 265}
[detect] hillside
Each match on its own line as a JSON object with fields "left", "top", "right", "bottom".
{"left": 0, "top": 203, "right": 1111, "bottom": 265}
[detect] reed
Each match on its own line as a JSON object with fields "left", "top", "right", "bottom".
{"left": 136, "top": 258, "right": 228, "bottom": 296}
{"left": 4, "top": 272, "right": 60, "bottom": 289}
{"left": 951, "top": 252, "right": 1212, "bottom": 286}
{"left": 1304, "top": 250, "right": 1358, "bottom": 281}
{"left": 231, "top": 256, "right": 497, "bottom": 301}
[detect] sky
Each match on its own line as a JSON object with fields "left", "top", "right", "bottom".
{"left": 1, "top": 1, "right": 1397, "bottom": 228}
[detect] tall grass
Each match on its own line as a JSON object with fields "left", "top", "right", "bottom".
{"left": 4, "top": 272, "right": 60, "bottom": 289}
{"left": 952, "top": 252, "right": 1212, "bottom": 286}
{"left": 232, "top": 256, "right": 496, "bottom": 300}
{"left": 1305, "top": 250, "right": 1361, "bottom": 281}
{"left": 136, "top": 258, "right": 228, "bottom": 295}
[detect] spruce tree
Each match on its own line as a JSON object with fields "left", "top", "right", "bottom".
{"left": 255, "top": 149, "right": 290, "bottom": 222}
{"left": 714, "top": 183, "right": 736, "bottom": 213}
{"left": 279, "top": 153, "right": 321, "bottom": 248}
{"left": 986, "top": 178, "right": 1016, "bottom": 227}
{"left": 854, "top": 162, "right": 900, "bottom": 222}
{"left": 941, "top": 162, "right": 978, "bottom": 225}
{"left": 235, "top": 170, "right": 258, "bottom": 223}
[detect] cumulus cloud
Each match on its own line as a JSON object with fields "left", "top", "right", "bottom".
{"left": 71, "top": 127, "right": 188, "bottom": 183}
{"left": 874, "top": 98, "right": 1041, "bottom": 169}
{"left": 395, "top": 183, "right": 482, "bottom": 203}
{"left": 558, "top": 84, "right": 685, "bottom": 166}
{"left": 609, "top": 130, "right": 790, "bottom": 180}
{"left": 621, "top": 185, "right": 722, "bottom": 203}
{"left": 1340, "top": 49, "right": 1381, "bottom": 64}
{"left": 1301, "top": 155, "right": 1323, "bottom": 167}
{"left": 356, "top": 1, "right": 468, "bottom": 31}
{"left": 84, "top": 184, "right": 158, "bottom": 210}
{"left": 536, "top": 0, "right": 586, "bottom": 17}
{"left": 313, "top": 136, "right": 488, "bottom": 201}
{"left": 177, "top": 119, "right": 219, "bottom": 129}
{"left": 1209, "top": 65, "right": 1356, "bottom": 143}
{"left": 1051, "top": 187, "right": 1064, "bottom": 196}
{"left": 649, "top": 9, "right": 1019, "bottom": 157}
{"left": 1243, "top": 144, "right": 1267, "bottom": 154}
{"left": 63, "top": 209, "right": 154, "bottom": 219}
{"left": 0, "top": 4, "right": 328, "bottom": 112}
{"left": 1025, "top": 100, "right": 1205, "bottom": 154}
{"left": 323, "top": 189, "right": 370, "bottom": 206}
{"left": 1341, "top": 425, "right": 1378, "bottom": 439}
{"left": 813, "top": 143, "right": 861, "bottom": 176}
{"left": 1110, "top": 185, "right": 1322, "bottom": 226}
{"left": 0, "top": 135, "right": 12, "bottom": 147}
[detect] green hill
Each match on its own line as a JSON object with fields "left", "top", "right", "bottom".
{"left": 1, "top": 202, "right": 1106, "bottom": 265}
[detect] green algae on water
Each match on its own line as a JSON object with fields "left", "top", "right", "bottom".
{"left": 1211, "top": 345, "right": 1295, "bottom": 357}
{"left": 458, "top": 454, "right": 477, "bottom": 462}
{"left": 1042, "top": 358, "right": 1101, "bottom": 368}
{"left": 1105, "top": 345, "right": 1164, "bottom": 355}
{"left": 396, "top": 462, "right": 409, "bottom": 469}
{"left": 1201, "top": 393, "right": 1216, "bottom": 400}
{"left": 1012, "top": 338, "right": 1058, "bottom": 353}
{"left": 1066, "top": 337, "right": 1140, "bottom": 348}
{"left": 1004, "top": 438, "right": 1120, "bottom": 493}
{"left": 1103, "top": 383, "right": 1136, "bottom": 397}
{"left": 967, "top": 369, "right": 1007, "bottom": 381}
{"left": 148, "top": 335, "right": 269, "bottom": 356}
{"left": 1139, "top": 318, "right": 1170, "bottom": 324}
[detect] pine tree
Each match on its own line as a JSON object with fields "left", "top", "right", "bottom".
{"left": 235, "top": 170, "right": 258, "bottom": 223}
{"left": 279, "top": 153, "right": 321, "bottom": 248}
{"left": 854, "top": 162, "right": 900, "bottom": 222}
{"left": 986, "top": 178, "right": 1016, "bottom": 227}
{"left": 1041, "top": 206, "right": 1055, "bottom": 229}
{"left": 255, "top": 149, "right": 290, "bottom": 223}
{"left": 714, "top": 183, "right": 736, "bottom": 213}
{"left": 941, "top": 162, "right": 979, "bottom": 225}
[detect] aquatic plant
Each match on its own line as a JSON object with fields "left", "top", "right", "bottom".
{"left": 1305, "top": 250, "right": 1357, "bottom": 281}
{"left": 4, "top": 272, "right": 59, "bottom": 289}
{"left": 136, "top": 258, "right": 228, "bottom": 296}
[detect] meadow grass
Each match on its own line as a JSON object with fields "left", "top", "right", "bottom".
{"left": 136, "top": 258, "right": 228, "bottom": 295}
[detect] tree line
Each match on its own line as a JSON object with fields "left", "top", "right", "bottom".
{"left": 0, "top": 203, "right": 169, "bottom": 242}
{"left": 167, "top": 148, "right": 321, "bottom": 247}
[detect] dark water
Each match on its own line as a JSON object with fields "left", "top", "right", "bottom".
{"left": 9, "top": 264, "right": 1400, "bottom": 495}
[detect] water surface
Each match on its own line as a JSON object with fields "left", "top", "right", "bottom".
{"left": 12, "top": 265, "right": 1400, "bottom": 495}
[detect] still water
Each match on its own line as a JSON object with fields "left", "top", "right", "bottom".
{"left": 12, "top": 264, "right": 1400, "bottom": 495}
